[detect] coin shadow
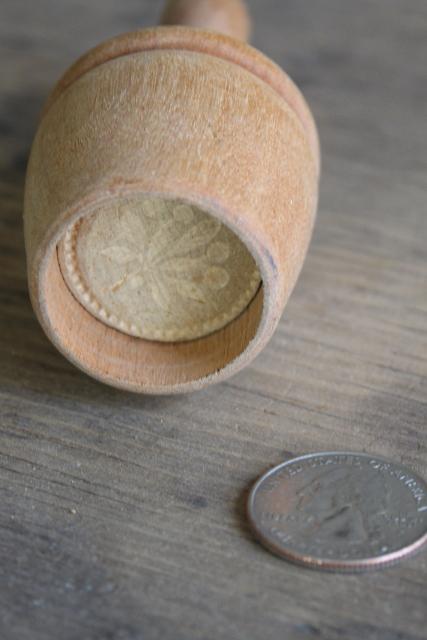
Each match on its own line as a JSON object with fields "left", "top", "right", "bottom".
{"left": 234, "top": 478, "right": 259, "bottom": 545}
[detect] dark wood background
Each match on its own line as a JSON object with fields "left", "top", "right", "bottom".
{"left": 1, "top": 1, "right": 426, "bottom": 638}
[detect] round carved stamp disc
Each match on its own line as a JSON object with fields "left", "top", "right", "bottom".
{"left": 58, "top": 196, "right": 261, "bottom": 341}
{"left": 248, "top": 452, "right": 427, "bottom": 572}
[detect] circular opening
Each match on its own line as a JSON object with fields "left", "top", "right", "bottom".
{"left": 40, "top": 197, "right": 267, "bottom": 393}
{"left": 57, "top": 195, "right": 261, "bottom": 342}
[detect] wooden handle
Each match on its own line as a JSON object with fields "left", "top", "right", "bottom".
{"left": 160, "top": 0, "right": 251, "bottom": 41}
{"left": 24, "top": 20, "right": 319, "bottom": 394}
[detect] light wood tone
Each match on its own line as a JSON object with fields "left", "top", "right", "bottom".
{"left": 58, "top": 197, "right": 261, "bottom": 342}
{"left": 23, "top": 5, "right": 319, "bottom": 393}
{"left": 160, "top": 0, "right": 251, "bottom": 41}
{"left": 2, "top": 0, "right": 427, "bottom": 638}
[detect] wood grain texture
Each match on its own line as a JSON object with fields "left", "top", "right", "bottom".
{"left": 1, "top": 0, "right": 427, "bottom": 638}
{"left": 23, "top": 22, "right": 318, "bottom": 393}
{"left": 57, "top": 198, "right": 262, "bottom": 341}
{"left": 160, "top": 0, "right": 252, "bottom": 41}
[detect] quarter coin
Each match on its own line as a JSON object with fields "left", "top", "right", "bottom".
{"left": 247, "top": 452, "right": 427, "bottom": 571}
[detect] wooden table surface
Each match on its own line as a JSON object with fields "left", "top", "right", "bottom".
{"left": 1, "top": 1, "right": 426, "bottom": 638}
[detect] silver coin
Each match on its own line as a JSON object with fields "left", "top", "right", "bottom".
{"left": 247, "top": 452, "right": 427, "bottom": 572}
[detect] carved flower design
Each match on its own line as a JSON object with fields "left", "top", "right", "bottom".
{"left": 100, "top": 201, "right": 231, "bottom": 312}
{"left": 60, "top": 196, "right": 261, "bottom": 341}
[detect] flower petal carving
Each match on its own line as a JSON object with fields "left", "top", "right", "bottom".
{"left": 161, "top": 218, "right": 221, "bottom": 261}
{"left": 61, "top": 196, "right": 261, "bottom": 341}
{"left": 175, "top": 280, "right": 207, "bottom": 304}
{"left": 128, "top": 273, "right": 145, "bottom": 289}
{"left": 118, "top": 205, "right": 148, "bottom": 239}
{"left": 100, "top": 201, "right": 231, "bottom": 311}
{"left": 101, "top": 245, "right": 136, "bottom": 264}
{"left": 161, "top": 256, "right": 207, "bottom": 275}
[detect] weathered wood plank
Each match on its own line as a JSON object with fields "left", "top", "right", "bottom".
{"left": 0, "top": 1, "right": 426, "bottom": 638}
